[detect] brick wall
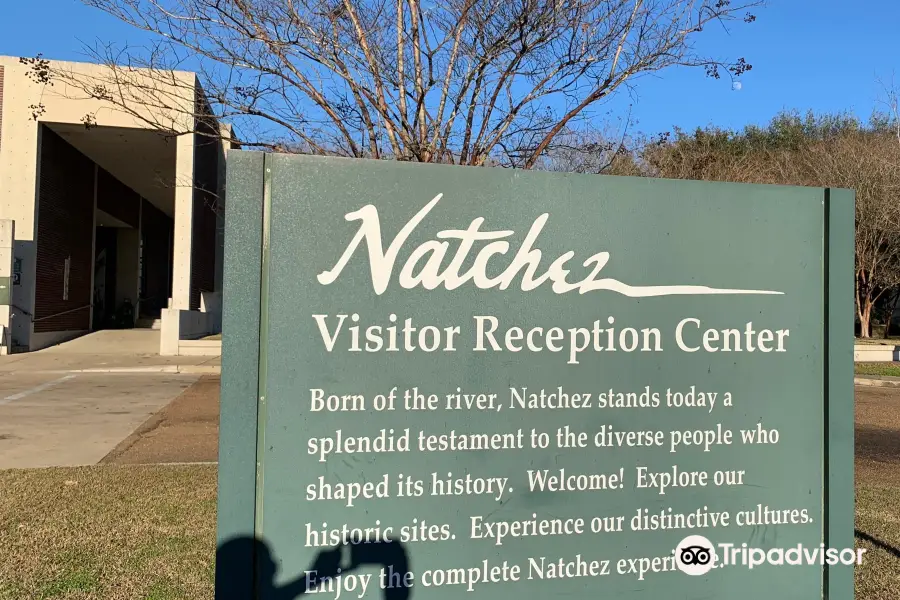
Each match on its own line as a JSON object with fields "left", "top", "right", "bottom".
{"left": 33, "top": 127, "right": 94, "bottom": 333}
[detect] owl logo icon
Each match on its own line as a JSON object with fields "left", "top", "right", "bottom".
{"left": 675, "top": 535, "right": 717, "bottom": 575}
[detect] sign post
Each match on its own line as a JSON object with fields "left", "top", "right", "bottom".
{"left": 216, "top": 152, "right": 855, "bottom": 599}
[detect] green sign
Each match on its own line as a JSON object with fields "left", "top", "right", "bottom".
{"left": 216, "top": 152, "right": 855, "bottom": 600}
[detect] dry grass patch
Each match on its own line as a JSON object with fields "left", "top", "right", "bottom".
{"left": 856, "top": 363, "right": 900, "bottom": 378}
{"left": 0, "top": 465, "right": 216, "bottom": 600}
{"left": 855, "top": 386, "right": 900, "bottom": 597}
{"left": 855, "top": 482, "right": 900, "bottom": 598}
{"left": 855, "top": 338, "right": 900, "bottom": 346}
{"left": 0, "top": 458, "right": 898, "bottom": 598}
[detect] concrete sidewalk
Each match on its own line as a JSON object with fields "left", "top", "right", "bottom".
{"left": 0, "top": 372, "right": 200, "bottom": 469}
{"left": 855, "top": 375, "right": 900, "bottom": 388}
{"left": 0, "top": 331, "right": 221, "bottom": 469}
{"left": 0, "top": 330, "right": 221, "bottom": 375}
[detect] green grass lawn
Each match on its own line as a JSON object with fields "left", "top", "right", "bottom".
{"left": 0, "top": 464, "right": 897, "bottom": 598}
{"left": 855, "top": 363, "right": 900, "bottom": 377}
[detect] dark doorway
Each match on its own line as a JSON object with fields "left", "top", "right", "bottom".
{"left": 138, "top": 198, "right": 174, "bottom": 320}
{"left": 93, "top": 226, "right": 118, "bottom": 329}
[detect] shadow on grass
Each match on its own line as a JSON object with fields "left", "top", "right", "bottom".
{"left": 855, "top": 528, "right": 900, "bottom": 559}
{"left": 854, "top": 426, "right": 900, "bottom": 465}
{"left": 216, "top": 536, "right": 411, "bottom": 600}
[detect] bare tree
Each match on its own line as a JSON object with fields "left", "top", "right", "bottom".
{"left": 536, "top": 107, "right": 644, "bottom": 174}
{"left": 644, "top": 112, "right": 900, "bottom": 338}
{"left": 37, "top": 0, "right": 759, "bottom": 166}
{"left": 804, "top": 136, "right": 900, "bottom": 340}
{"left": 872, "top": 77, "right": 900, "bottom": 337}
{"left": 877, "top": 74, "right": 900, "bottom": 147}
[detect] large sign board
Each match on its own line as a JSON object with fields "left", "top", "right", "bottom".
{"left": 216, "top": 152, "right": 854, "bottom": 600}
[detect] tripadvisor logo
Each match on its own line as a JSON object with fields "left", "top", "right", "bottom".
{"left": 673, "top": 534, "right": 866, "bottom": 575}
{"left": 674, "top": 535, "right": 717, "bottom": 576}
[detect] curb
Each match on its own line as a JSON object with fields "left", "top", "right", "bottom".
{"left": 855, "top": 377, "right": 900, "bottom": 388}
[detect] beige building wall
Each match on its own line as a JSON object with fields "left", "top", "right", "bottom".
{"left": 0, "top": 219, "right": 13, "bottom": 355}
{"left": 0, "top": 56, "right": 220, "bottom": 352}
{"left": 0, "top": 57, "right": 42, "bottom": 347}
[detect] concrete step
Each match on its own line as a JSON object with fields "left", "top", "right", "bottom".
{"left": 135, "top": 318, "right": 162, "bottom": 330}
{"left": 180, "top": 340, "right": 222, "bottom": 348}
{"left": 179, "top": 339, "right": 222, "bottom": 357}
{"left": 854, "top": 344, "right": 898, "bottom": 362}
{"left": 178, "top": 347, "right": 221, "bottom": 356}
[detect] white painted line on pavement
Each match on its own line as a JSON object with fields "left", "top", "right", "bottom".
{"left": 0, "top": 374, "right": 77, "bottom": 405}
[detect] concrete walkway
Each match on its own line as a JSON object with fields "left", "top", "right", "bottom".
{"left": 41, "top": 330, "right": 163, "bottom": 354}
{"left": 855, "top": 375, "right": 900, "bottom": 388}
{"left": 0, "top": 331, "right": 221, "bottom": 469}
{"left": 0, "top": 372, "right": 200, "bottom": 469}
{"left": 0, "top": 330, "right": 220, "bottom": 375}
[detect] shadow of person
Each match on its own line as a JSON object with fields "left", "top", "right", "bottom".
{"left": 216, "top": 537, "right": 338, "bottom": 600}
{"left": 345, "top": 539, "right": 411, "bottom": 600}
{"left": 216, "top": 536, "right": 411, "bottom": 600}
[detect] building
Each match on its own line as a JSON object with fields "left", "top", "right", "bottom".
{"left": 0, "top": 56, "right": 230, "bottom": 355}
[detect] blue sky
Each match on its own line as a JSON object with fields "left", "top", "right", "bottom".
{"left": 1, "top": 0, "right": 898, "bottom": 138}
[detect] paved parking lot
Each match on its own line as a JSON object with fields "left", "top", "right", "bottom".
{"left": 0, "top": 372, "right": 198, "bottom": 469}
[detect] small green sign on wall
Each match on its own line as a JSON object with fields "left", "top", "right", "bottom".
{"left": 12, "top": 257, "right": 21, "bottom": 286}
{"left": 216, "top": 152, "right": 855, "bottom": 600}
{"left": 0, "top": 276, "right": 10, "bottom": 305}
